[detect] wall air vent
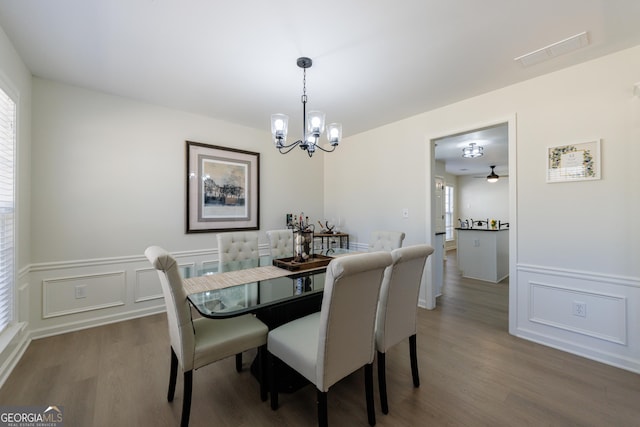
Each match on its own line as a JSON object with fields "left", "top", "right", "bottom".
{"left": 514, "top": 31, "right": 589, "bottom": 67}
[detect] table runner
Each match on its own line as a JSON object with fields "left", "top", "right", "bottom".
{"left": 183, "top": 265, "right": 292, "bottom": 295}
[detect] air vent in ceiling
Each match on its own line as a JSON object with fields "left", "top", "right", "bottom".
{"left": 514, "top": 31, "right": 589, "bottom": 67}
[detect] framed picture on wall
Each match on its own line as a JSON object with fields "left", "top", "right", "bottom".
{"left": 186, "top": 141, "right": 260, "bottom": 233}
{"left": 546, "top": 139, "right": 601, "bottom": 183}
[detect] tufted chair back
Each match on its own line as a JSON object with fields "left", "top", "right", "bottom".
{"left": 217, "top": 231, "right": 259, "bottom": 271}
{"left": 266, "top": 229, "right": 294, "bottom": 258}
{"left": 369, "top": 230, "right": 406, "bottom": 252}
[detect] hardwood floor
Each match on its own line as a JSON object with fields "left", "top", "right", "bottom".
{"left": 1, "top": 250, "right": 639, "bottom": 426}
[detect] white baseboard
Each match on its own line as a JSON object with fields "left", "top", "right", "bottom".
{"left": 0, "top": 322, "right": 31, "bottom": 389}
{"left": 515, "top": 326, "right": 640, "bottom": 374}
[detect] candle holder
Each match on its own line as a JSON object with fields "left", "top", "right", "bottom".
{"left": 293, "top": 226, "right": 314, "bottom": 262}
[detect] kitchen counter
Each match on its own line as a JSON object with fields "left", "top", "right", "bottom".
{"left": 456, "top": 228, "right": 508, "bottom": 283}
{"left": 455, "top": 227, "right": 508, "bottom": 232}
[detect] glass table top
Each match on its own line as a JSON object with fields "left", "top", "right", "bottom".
{"left": 185, "top": 248, "right": 355, "bottom": 318}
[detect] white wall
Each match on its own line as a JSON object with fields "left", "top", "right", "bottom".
{"left": 326, "top": 45, "right": 640, "bottom": 372}
{"left": 25, "top": 78, "right": 326, "bottom": 337}
{"left": 31, "top": 78, "right": 325, "bottom": 261}
{"left": 457, "top": 175, "right": 509, "bottom": 223}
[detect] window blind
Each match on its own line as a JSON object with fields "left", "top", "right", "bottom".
{"left": 0, "top": 87, "right": 16, "bottom": 333}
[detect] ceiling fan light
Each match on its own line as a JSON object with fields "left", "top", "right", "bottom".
{"left": 486, "top": 165, "right": 499, "bottom": 183}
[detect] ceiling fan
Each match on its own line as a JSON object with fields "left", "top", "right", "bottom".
{"left": 473, "top": 165, "right": 508, "bottom": 182}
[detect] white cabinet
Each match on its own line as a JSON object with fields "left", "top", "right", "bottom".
{"left": 456, "top": 229, "right": 508, "bottom": 283}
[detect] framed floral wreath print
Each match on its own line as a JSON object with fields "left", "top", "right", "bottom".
{"left": 547, "top": 140, "right": 601, "bottom": 183}
{"left": 186, "top": 141, "right": 260, "bottom": 233}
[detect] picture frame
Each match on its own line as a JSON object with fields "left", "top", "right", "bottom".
{"left": 186, "top": 141, "right": 260, "bottom": 233}
{"left": 546, "top": 139, "right": 601, "bottom": 183}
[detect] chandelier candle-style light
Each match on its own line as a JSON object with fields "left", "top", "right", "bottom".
{"left": 271, "top": 57, "right": 342, "bottom": 157}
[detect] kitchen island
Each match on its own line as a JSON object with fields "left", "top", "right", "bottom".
{"left": 456, "top": 227, "right": 508, "bottom": 283}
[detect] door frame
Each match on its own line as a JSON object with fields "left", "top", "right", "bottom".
{"left": 423, "top": 114, "right": 518, "bottom": 335}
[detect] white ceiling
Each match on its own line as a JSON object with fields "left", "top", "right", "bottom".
{"left": 434, "top": 123, "right": 508, "bottom": 177}
{"left": 1, "top": 0, "right": 639, "bottom": 152}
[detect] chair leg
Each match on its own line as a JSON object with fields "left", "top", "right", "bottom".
{"left": 409, "top": 334, "right": 420, "bottom": 387}
{"left": 258, "top": 345, "right": 268, "bottom": 402}
{"left": 236, "top": 352, "right": 243, "bottom": 372}
{"left": 377, "top": 351, "right": 389, "bottom": 414}
{"left": 365, "top": 363, "right": 376, "bottom": 426}
{"left": 181, "top": 370, "right": 193, "bottom": 427}
{"left": 268, "top": 352, "right": 279, "bottom": 410}
{"left": 168, "top": 347, "right": 178, "bottom": 402}
{"left": 317, "top": 390, "right": 328, "bottom": 427}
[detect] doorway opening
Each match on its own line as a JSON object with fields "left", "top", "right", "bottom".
{"left": 427, "top": 117, "right": 517, "bottom": 335}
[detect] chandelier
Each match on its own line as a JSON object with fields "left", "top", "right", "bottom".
{"left": 271, "top": 57, "right": 342, "bottom": 157}
{"left": 462, "top": 142, "right": 483, "bottom": 158}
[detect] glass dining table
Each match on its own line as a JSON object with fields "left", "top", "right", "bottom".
{"left": 183, "top": 248, "right": 358, "bottom": 392}
{"left": 184, "top": 248, "right": 356, "bottom": 328}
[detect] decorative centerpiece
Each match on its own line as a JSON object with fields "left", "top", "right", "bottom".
{"left": 288, "top": 213, "right": 315, "bottom": 262}
{"left": 273, "top": 213, "right": 333, "bottom": 271}
{"left": 293, "top": 227, "right": 314, "bottom": 262}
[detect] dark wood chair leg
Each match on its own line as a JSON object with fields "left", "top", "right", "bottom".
{"left": 235, "top": 352, "right": 243, "bottom": 372}
{"left": 258, "top": 345, "right": 268, "bottom": 402}
{"left": 181, "top": 370, "right": 193, "bottom": 427}
{"left": 269, "top": 352, "right": 279, "bottom": 410}
{"left": 365, "top": 363, "right": 376, "bottom": 426}
{"left": 409, "top": 334, "right": 420, "bottom": 387}
{"left": 168, "top": 347, "right": 178, "bottom": 402}
{"left": 377, "top": 350, "right": 388, "bottom": 414}
{"left": 317, "top": 390, "right": 328, "bottom": 427}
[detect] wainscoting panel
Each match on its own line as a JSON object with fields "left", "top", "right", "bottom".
{"left": 529, "top": 281, "right": 626, "bottom": 344}
{"left": 42, "top": 271, "right": 126, "bottom": 318}
{"left": 134, "top": 268, "right": 163, "bottom": 303}
{"left": 516, "top": 264, "right": 640, "bottom": 373}
{"left": 28, "top": 248, "right": 253, "bottom": 338}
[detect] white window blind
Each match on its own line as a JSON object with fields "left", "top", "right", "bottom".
{"left": 0, "top": 87, "right": 16, "bottom": 333}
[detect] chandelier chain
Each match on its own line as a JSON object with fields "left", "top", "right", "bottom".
{"left": 301, "top": 68, "right": 307, "bottom": 103}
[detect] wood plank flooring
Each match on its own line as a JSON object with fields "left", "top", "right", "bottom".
{"left": 1, "top": 250, "right": 639, "bottom": 426}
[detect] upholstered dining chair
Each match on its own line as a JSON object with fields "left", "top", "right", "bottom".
{"left": 374, "top": 244, "right": 434, "bottom": 414}
{"left": 268, "top": 251, "right": 393, "bottom": 427}
{"left": 145, "top": 246, "right": 268, "bottom": 427}
{"left": 216, "top": 231, "right": 261, "bottom": 371}
{"left": 266, "top": 229, "right": 294, "bottom": 258}
{"left": 368, "top": 231, "right": 406, "bottom": 252}
{"left": 217, "top": 231, "right": 260, "bottom": 271}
